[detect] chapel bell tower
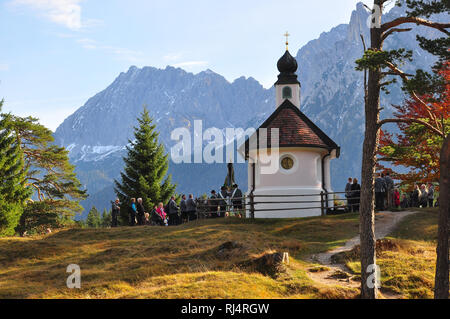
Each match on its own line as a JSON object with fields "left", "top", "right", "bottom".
{"left": 275, "top": 32, "right": 301, "bottom": 108}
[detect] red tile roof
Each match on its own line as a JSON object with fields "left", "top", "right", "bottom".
{"left": 247, "top": 100, "right": 339, "bottom": 152}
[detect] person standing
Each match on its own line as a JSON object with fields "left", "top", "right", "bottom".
{"left": 111, "top": 198, "right": 120, "bottom": 227}
{"left": 231, "top": 184, "right": 243, "bottom": 216}
{"left": 419, "top": 184, "right": 428, "bottom": 207}
{"left": 412, "top": 185, "right": 421, "bottom": 207}
{"left": 218, "top": 186, "right": 228, "bottom": 217}
{"left": 427, "top": 183, "right": 434, "bottom": 208}
{"left": 345, "top": 177, "right": 353, "bottom": 212}
{"left": 186, "top": 194, "right": 197, "bottom": 221}
{"left": 156, "top": 203, "right": 167, "bottom": 226}
{"left": 168, "top": 196, "right": 179, "bottom": 226}
{"left": 350, "top": 178, "right": 361, "bottom": 212}
{"left": 136, "top": 198, "right": 146, "bottom": 225}
{"left": 180, "top": 194, "right": 188, "bottom": 223}
{"left": 384, "top": 172, "right": 394, "bottom": 210}
{"left": 374, "top": 173, "right": 387, "bottom": 211}
{"left": 130, "top": 198, "right": 137, "bottom": 226}
{"left": 393, "top": 189, "right": 400, "bottom": 209}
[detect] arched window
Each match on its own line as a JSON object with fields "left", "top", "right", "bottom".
{"left": 282, "top": 86, "right": 292, "bottom": 99}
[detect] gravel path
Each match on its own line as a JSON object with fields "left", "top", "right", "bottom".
{"left": 307, "top": 210, "right": 418, "bottom": 296}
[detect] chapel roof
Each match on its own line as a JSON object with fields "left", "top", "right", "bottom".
{"left": 245, "top": 100, "right": 340, "bottom": 156}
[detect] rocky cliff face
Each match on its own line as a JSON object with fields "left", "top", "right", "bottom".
{"left": 54, "top": 3, "right": 443, "bottom": 216}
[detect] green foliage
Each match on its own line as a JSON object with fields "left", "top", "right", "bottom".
{"left": 355, "top": 48, "right": 413, "bottom": 72}
{"left": 403, "top": 68, "right": 446, "bottom": 97}
{"left": 357, "top": 1, "right": 449, "bottom": 97}
{"left": 0, "top": 111, "right": 88, "bottom": 234}
{"left": 86, "top": 206, "right": 102, "bottom": 228}
{"left": 404, "top": 0, "right": 449, "bottom": 18}
{"left": 101, "top": 209, "right": 112, "bottom": 228}
{"left": 0, "top": 100, "right": 31, "bottom": 236}
{"left": 115, "top": 108, "right": 176, "bottom": 224}
{"left": 17, "top": 202, "right": 60, "bottom": 235}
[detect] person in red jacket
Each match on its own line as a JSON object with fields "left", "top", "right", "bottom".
{"left": 393, "top": 189, "right": 400, "bottom": 208}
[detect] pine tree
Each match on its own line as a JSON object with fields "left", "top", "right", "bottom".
{"left": 101, "top": 209, "right": 112, "bottom": 228}
{"left": 86, "top": 206, "right": 101, "bottom": 228}
{"left": 115, "top": 108, "right": 176, "bottom": 224}
{"left": 0, "top": 101, "right": 31, "bottom": 236}
{"left": 0, "top": 111, "right": 88, "bottom": 234}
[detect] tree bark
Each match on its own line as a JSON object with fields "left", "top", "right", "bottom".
{"left": 359, "top": 0, "right": 383, "bottom": 299}
{"left": 434, "top": 135, "right": 449, "bottom": 299}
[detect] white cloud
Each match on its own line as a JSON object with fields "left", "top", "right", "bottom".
{"left": 0, "top": 63, "right": 10, "bottom": 71}
{"left": 11, "top": 0, "right": 84, "bottom": 30}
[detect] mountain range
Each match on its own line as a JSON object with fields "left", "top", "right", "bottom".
{"left": 53, "top": 3, "right": 443, "bottom": 218}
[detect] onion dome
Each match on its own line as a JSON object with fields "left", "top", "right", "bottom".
{"left": 275, "top": 49, "right": 300, "bottom": 86}
{"left": 277, "top": 50, "right": 298, "bottom": 74}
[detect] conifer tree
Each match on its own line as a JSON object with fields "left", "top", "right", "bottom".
{"left": 101, "top": 208, "right": 112, "bottom": 228}
{"left": 115, "top": 108, "right": 176, "bottom": 224}
{"left": 0, "top": 109, "right": 87, "bottom": 234}
{"left": 0, "top": 101, "right": 31, "bottom": 236}
{"left": 86, "top": 206, "right": 101, "bottom": 228}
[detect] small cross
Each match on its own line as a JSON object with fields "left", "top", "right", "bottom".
{"left": 284, "top": 31, "right": 290, "bottom": 50}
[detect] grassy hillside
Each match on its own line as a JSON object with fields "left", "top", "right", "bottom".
{"left": 0, "top": 209, "right": 443, "bottom": 299}
{"left": 335, "top": 208, "right": 443, "bottom": 298}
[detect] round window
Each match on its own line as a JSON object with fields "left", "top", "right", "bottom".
{"left": 281, "top": 156, "right": 294, "bottom": 170}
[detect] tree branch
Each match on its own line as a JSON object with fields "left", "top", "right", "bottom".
{"left": 381, "top": 17, "right": 450, "bottom": 35}
{"left": 381, "top": 28, "right": 412, "bottom": 42}
{"left": 384, "top": 61, "right": 442, "bottom": 130}
{"left": 378, "top": 117, "right": 445, "bottom": 137}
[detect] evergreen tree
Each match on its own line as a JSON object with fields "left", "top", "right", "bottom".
{"left": 115, "top": 108, "right": 176, "bottom": 224}
{"left": 0, "top": 101, "right": 31, "bottom": 236}
{"left": 86, "top": 206, "right": 101, "bottom": 228}
{"left": 0, "top": 111, "right": 88, "bottom": 234}
{"left": 101, "top": 208, "right": 112, "bottom": 228}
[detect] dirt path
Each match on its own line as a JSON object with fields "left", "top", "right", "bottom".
{"left": 307, "top": 210, "right": 418, "bottom": 297}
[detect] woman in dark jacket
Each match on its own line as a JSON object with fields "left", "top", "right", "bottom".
{"left": 350, "top": 178, "right": 361, "bottom": 212}
{"left": 130, "top": 198, "right": 137, "bottom": 226}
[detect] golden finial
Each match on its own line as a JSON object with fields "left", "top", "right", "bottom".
{"left": 284, "top": 31, "right": 290, "bottom": 50}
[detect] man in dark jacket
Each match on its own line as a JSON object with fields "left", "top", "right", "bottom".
{"left": 168, "top": 196, "right": 179, "bottom": 226}
{"left": 231, "top": 184, "right": 243, "bottom": 213}
{"left": 111, "top": 198, "right": 120, "bottom": 227}
{"left": 186, "top": 194, "right": 197, "bottom": 221}
{"left": 217, "top": 186, "right": 228, "bottom": 217}
{"left": 375, "top": 173, "right": 387, "bottom": 211}
{"left": 345, "top": 177, "right": 353, "bottom": 212}
{"left": 383, "top": 172, "right": 394, "bottom": 210}
{"left": 180, "top": 194, "right": 187, "bottom": 223}
{"left": 136, "top": 198, "right": 145, "bottom": 225}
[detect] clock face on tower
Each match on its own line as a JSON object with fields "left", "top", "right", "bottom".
{"left": 281, "top": 156, "right": 294, "bottom": 170}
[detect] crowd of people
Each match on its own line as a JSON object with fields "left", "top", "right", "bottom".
{"left": 109, "top": 184, "right": 244, "bottom": 227}
{"left": 344, "top": 172, "right": 438, "bottom": 212}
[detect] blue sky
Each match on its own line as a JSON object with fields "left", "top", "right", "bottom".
{"left": 1, "top": 0, "right": 372, "bottom": 131}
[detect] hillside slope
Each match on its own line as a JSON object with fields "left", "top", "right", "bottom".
{"left": 0, "top": 209, "right": 441, "bottom": 299}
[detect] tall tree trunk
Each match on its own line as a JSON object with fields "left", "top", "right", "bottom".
{"left": 360, "top": 0, "right": 383, "bottom": 299}
{"left": 434, "top": 135, "right": 449, "bottom": 299}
